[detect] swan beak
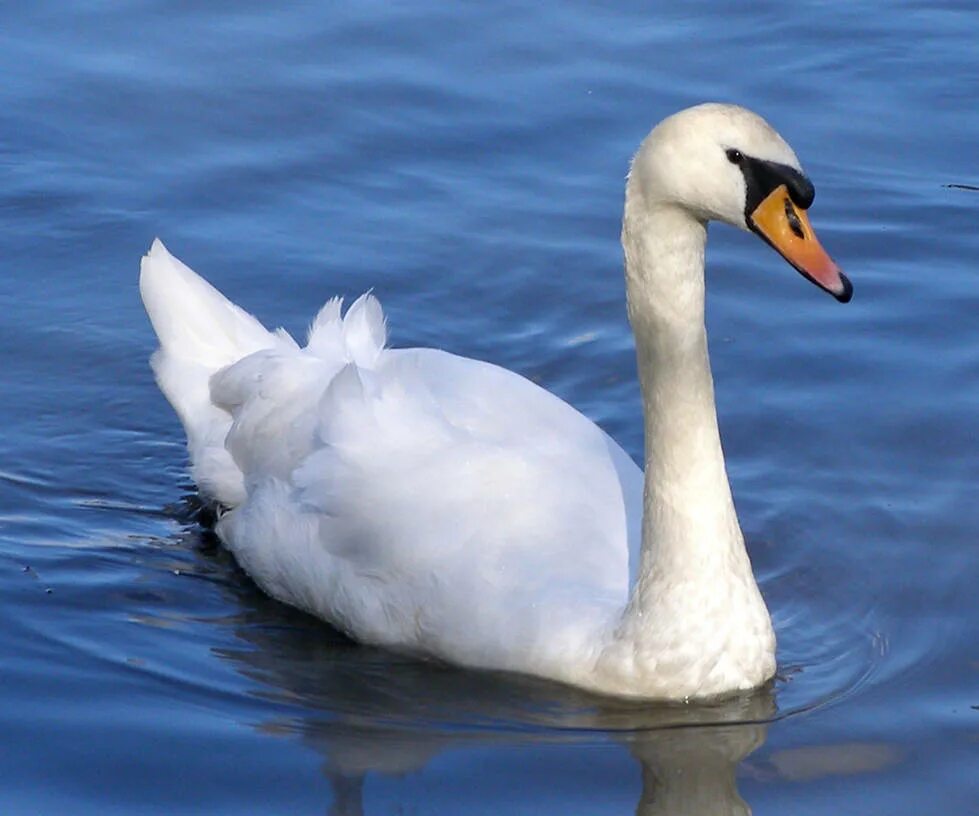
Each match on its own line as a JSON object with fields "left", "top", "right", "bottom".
{"left": 749, "top": 185, "right": 852, "bottom": 303}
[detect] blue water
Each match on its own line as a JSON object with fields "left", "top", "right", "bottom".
{"left": 2, "top": 2, "right": 977, "bottom": 813}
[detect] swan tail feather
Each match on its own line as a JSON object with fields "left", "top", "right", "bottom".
{"left": 139, "top": 239, "right": 280, "bottom": 506}
{"left": 306, "top": 292, "right": 387, "bottom": 368}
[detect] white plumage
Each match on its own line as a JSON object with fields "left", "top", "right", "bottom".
{"left": 142, "top": 104, "right": 847, "bottom": 699}
{"left": 142, "top": 237, "right": 644, "bottom": 677}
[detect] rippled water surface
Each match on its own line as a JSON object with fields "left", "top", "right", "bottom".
{"left": 2, "top": 2, "right": 977, "bottom": 813}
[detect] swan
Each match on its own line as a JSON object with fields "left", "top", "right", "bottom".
{"left": 140, "top": 103, "right": 851, "bottom": 700}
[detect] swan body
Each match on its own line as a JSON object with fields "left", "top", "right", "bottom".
{"left": 141, "top": 104, "right": 850, "bottom": 699}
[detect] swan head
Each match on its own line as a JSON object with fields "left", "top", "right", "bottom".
{"left": 628, "top": 103, "right": 851, "bottom": 302}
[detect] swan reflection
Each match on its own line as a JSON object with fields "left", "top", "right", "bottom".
{"left": 213, "top": 592, "right": 773, "bottom": 816}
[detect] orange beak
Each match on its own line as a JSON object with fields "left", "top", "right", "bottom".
{"left": 748, "top": 184, "right": 852, "bottom": 303}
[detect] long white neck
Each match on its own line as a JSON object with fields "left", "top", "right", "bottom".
{"left": 624, "top": 199, "right": 743, "bottom": 584}
{"left": 594, "top": 194, "right": 772, "bottom": 696}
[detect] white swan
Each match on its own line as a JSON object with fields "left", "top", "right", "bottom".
{"left": 141, "top": 103, "right": 851, "bottom": 700}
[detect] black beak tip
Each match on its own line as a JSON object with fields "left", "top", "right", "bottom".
{"left": 834, "top": 272, "right": 853, "bottom": 304}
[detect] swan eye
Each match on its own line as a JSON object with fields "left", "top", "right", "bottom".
{"left": 726, "top": 148, "right": 744, "bottom": 165}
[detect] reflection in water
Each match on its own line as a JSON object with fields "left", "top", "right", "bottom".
{"left": 763, "top": 741, "right": 900, "bottom": 782}
{"left": 196, "top": 520, "right": 773, "bottom": 816}
{"left": 628, "top": 719, "right": 765, "bottom": 816}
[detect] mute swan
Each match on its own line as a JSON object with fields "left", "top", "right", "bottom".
{"left": 141, "top": 103, "right": 851, "bottom": 700}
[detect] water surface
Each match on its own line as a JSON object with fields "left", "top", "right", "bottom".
{"left": 1, "top": 2, "right": 977, "bottom": 813}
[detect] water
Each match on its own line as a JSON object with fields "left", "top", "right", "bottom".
{"left": 1, "top": 2, "right": 976, "bottom": 813}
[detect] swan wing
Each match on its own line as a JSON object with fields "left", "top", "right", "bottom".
{"left": 141, "top": 240, "right": 643, "bottom": 677}
{"left": 218, "top": 342, "right": 642, "bottom": 676}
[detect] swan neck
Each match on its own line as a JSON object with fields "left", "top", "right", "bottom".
{"left": 623, "top": 203, "right": 743, "bottom": 588}
{"left": 587, "top": 197, "right": 774, "bottom": 698}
